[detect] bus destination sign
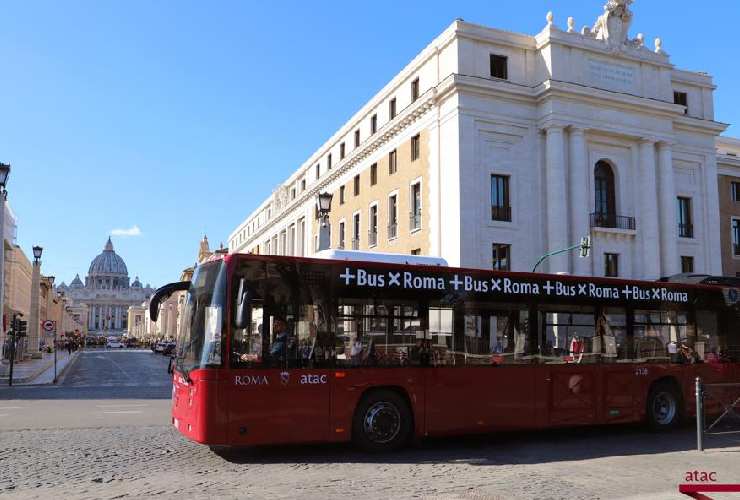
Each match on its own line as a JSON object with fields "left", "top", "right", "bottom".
{"left": 338, "top": 267, "right": 690, "bottom": 304}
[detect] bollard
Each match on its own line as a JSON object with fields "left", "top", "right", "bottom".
{"left": 696, "top": 377, "right": 704, "bottom": 452}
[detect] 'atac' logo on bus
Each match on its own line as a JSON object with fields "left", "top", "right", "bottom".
{"left": 300, "top": 374, "right": 328, "bottom": 384}
{"left": 234, "top": 375, "right": 269, "bottom": 386}
{"left": 280, "top": 371, "right": 290, "bottom": 386}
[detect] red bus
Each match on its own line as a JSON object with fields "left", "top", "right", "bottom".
{"left": 151, "top": 252, "right": 740, "bottom": 452}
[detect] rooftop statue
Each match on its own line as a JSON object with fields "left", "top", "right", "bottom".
{"left": 593, "top": 0, "right": 634, "bottom": 46}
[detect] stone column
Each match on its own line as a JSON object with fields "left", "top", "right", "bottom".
{"left": 545, "top": 126, "right": 570, "bottom": 273}
{"left": 28, "top": 259, "right": 41, "bottom": 356}
{"left": 569, "top": 127, "right": 591, "bottom": 275}
{"left": 657, "top": 141, "right": 679, "bottom": 277}
{"left": 703, "top": 154, "right": 723, "bottom": 274}
{"left": 639, "top": 139, "right": 661, "bottom": 278}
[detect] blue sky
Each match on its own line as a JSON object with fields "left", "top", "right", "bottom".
{"left": 1, "top": 1, "right": 738, "bottom": 288}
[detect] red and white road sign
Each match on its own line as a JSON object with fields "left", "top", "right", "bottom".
{"left": 42, "top": 320, "right": 56, "bottom": 332}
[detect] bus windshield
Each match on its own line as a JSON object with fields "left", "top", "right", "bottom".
{"left": 175, "top": 260, "right": 226, "bottom": 376}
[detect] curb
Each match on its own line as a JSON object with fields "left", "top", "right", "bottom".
{"left": 54, "top": 351, "right": 81, "bottom": 385}
{"left": 0, "top": 351, "right": 79, "bottom": 385}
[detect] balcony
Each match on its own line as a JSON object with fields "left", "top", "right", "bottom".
{"left": 368, "top": 230, "right": 377, "bottom": 247}
{"left": 491, "top": 205, "right": 512, "bottom": 222}
{"left": 388, "top": 223, "right": 398, "bottom": 240}
{"left": 590, "top": 212, "right": 636, "bottom": 231}
{"left": 678, "top": 223, "right": 694, "bottom": 238}
{"left": 410, "top": 210, "right": 421, "bottom": 231}
{"left": 351, "top": 238, "right": 359, "bottom": 250}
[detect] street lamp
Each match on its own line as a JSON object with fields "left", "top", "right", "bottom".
{"left": 0, "top": 162, "right": 9, "bottom": 357}
{"left": 316, "top": 192, "right": 333, "bottom": 226}
{"left": 32, "top": 245, "right": 43, "bottom": 263}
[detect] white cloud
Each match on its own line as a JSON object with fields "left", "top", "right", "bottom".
{"left": 110, "top": 225, "right": 142, "bottom": 237}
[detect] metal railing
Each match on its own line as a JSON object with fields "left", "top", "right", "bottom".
{"left": 590, "top": 212, "right": 636, "bottom": 231}
{"left": 678, "top": 223, "right": 694, "bottom": 238}
{"left": 695, "top": 377, "right": 740, "bottom": 452}
{"left": 351, "top": 238, "right": 359, "bottom": 250}
{"left": 388, "top": 223, "right": 398, "bottom": 240}
{"left": 491, "top": 205, "right": 512, "bottom": 222}
{"left": 410, "top": 210, "right": 421, "bottom": 231}
{"left": 734, "top": 243, "right": 740, "bottom": 256}
{"left": 368, "top": 230, "right": 377, "bottom": 247}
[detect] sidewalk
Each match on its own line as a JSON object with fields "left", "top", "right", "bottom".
{"left": 0, "top": 349, "right": 79, "bottom": 385}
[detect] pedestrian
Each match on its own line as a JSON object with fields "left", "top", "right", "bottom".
{"left": 67, "top": 340, "right": 73, "bottom": 356}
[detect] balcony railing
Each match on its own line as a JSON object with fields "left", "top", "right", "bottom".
{"left": 351, "top": 238, "right": 359, "bottom": 250}
{"left": 678, "top": 223, "right": 694, "bottom": 238}
{"left": 338, "top": 241, "right": 345, "bottom": 250}
{"left": 388, "top": 223, "right": 398, "bottom": 240}
{"left": 734, "top": 243, "right": 740, "bottom": 256}
{"left": 410, "top": 210, "right": 421, "bottom": 231}
{"left": 368, "top": 230, "right": 377, "bottom": 247}
{"left": 491, "top": 205, "right": 512, "bottom": 222}
{"left": 590, "top": 212, "right": 636, "bottom": 231}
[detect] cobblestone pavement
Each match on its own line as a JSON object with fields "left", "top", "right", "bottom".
{"left": 1, "top": 351, "right": 739, "bottom": 499}
{"left": 2, "top": 424, "right": 740, "bottom": 500}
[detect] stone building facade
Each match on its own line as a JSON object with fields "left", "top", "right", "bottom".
{"left": 717, "top": 137, "right": 740, "bottom": 277}
{"left": 229, "top": 1, "right": 736, "bottom": 280}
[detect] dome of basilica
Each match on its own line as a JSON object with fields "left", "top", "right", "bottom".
{"left": 88, "top": 237, "right": 128, "bottom": 276}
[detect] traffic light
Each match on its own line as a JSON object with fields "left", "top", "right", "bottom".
{"left": 579, "top": 236, "right": 592, "bottom": 258}
{"left": 11, "top": 315, "right": 18, "bottom": 335}
{"left": 16, "top": 320, "right": 27, "bottom": 337}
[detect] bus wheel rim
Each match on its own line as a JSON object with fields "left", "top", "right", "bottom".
{"left": 653, "top": 391, "right": 676, "bottom": 425}
{"left": 363, "top": 401, "right": 401, "bottom": 444}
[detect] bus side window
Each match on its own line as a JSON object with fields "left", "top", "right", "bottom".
{"left": 231, "top": 303, "right": 264, "bottom": 367}
{"left": 697, "top": 310, "right": 722, "bottom": 363}
{"left": 428, "top": 305, "right": 455, "bottom": 366}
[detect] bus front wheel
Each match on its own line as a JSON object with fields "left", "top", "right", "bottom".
{"left": 352, "top": 389, "right": 412, "bottom": 452}
{"left": 646, "top": 381, "right": 682, "bottom": 431}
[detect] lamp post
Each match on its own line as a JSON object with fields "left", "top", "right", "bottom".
{"left": 0, "top": 163, "right": 10, "bottom": 354}
{"left": 316, "top": 191, "right": 333, "bottom": 251}
{"left": 28, "top": 245, "right": 43, "bottom": 357}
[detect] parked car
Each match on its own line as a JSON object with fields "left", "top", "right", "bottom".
{"left": 107, "top": 340, "right": 124, "bottom": 349}
{"left": 162, "top": 342, "right": 176, "bottom": 356}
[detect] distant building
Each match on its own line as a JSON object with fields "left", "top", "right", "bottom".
{"left": 717, "top": 137, "right": 740, "bottom": 277}
{"left": 59, "top": 237, "right": 154, "bottom": 334}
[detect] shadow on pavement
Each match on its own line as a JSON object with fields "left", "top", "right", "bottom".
{"left": 0, "top": 385, "right": 172, "bottom": 400}
{"left": 215, "top": 423, "right": 740, "bottom": 466}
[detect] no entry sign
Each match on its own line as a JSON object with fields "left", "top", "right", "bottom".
{"left": 42, "top": 320, "right": 55, "bottom": 332}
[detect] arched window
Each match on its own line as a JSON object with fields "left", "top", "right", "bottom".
{"left": 594, "top": 161, "right": 616, "bottom": 225}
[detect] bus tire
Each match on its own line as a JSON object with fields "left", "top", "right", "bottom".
{"left": 352, "top": 389, "right": 412, "bottom": 453}
{"left": 646, "top": 381, "right": 682, "bottom": 431}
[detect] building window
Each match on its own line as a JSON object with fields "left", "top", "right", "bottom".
{"left": 388, "top": 149, "right": 397, "bottom": 174}
{"left": 340, "top": 185, "right": 345, "bottom": 205}
{"left": 674, "top": 91, "right": 688, "bottom": 114}
{"left": 354, "top": 174, "right": 360, "bottom": 196}
{"left": 491, "top": 174, "right": 511, "bottom": 221}
{"left": 388, "top": 194, "right": 398, "bottom": 239}
{"left": 338, "top": 221, "right": 345, "bottom": 249}
{"left": 681, "top": 256, "right": 694, "bottom": 273}
{"left": 301, "top": 179, "right": 306, "bottom": 191}
{"left": 594, "top": 161, "right": 616, "bottom": 223}
{"left": 389, "top": 98, "right": 397, "bottom": 120}
{"left": 370, "top": 163, "right": 377, "bottom": 185}
{"left": 733, "top": 219, "right": 740, "bottom": 256}
{"left": 327, "top": 154, "right": 332, "bottom": 170}
{"left": 371, "top": 114, "right": 377, "bottom": 134}
{"left": 490, "top": 54, "right": 508, "bottom": 80}
{"left": 315, "top": 164, "right": 320, "bottom": 180}
{"left": 290, "top": 187, "right": 296, "bottom": 200}
{"left": 411, "top": 134, "right": 420, "bottom": 162}
{"left": 492, "top": 243, "right": 510, "bottom": 271}
{"left": 354, "top": 129, "right": 360, "bottom": 148}
{"left": 353, "top": 213, "right": 360, "bottom": 250}
{"left": 340, "top": 142, "right": 346, "bottom": 160}
{"left": 732, "top": 181, "right": 740, "bottom": 202}
{"left": 411, "top": 249, "right": 421, "bottom": 255}
{"left": 410, "top": 181, "right": 421, "bottom": 231}
{"left": 369, "top": 205, "right": 378, "bottom": 247}
{"left": 677, "top": 197, "right": 693, "bottom": 238}
{"left": 605, "top": 253, "right": 619, "bottom": 277}
{"left": 411, "top": 77, "right": 419, "bottom": 102}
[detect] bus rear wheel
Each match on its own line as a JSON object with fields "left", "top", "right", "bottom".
{"left": 352, "top": 390, "right": 412, "bottom": 452}
{"left": 646, "top": 382, "right": 682, "bottom": 431}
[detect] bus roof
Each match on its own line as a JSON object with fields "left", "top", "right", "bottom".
{"left": 313, "top": 249, "right": 448, "bottom": 267}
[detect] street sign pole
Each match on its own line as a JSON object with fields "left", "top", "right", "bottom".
{"left": 7, "top": 315, "right": 16, "bottom": 387}
{"left": 53, "top": 328, "right": 58, "bottom": 384}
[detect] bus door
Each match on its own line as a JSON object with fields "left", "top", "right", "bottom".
{"left": 227, "top": 306, "right": 332, "bottom": 445}
{"left": 539, "top": 308, "right": 599, "bottom": 426}
{"left": 425, "top": 305, "right": 537, "bottom": 434}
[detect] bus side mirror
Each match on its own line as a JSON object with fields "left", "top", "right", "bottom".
{"left": 234, "top": 278, "right": 252, "bottom": 329}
